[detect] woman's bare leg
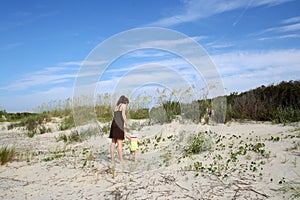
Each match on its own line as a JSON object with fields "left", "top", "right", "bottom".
{"left": 110, "top": 139, "right": 116, "bottom": 164}
{"left": 117, "top": 139, "right": 125, "bottom": 164}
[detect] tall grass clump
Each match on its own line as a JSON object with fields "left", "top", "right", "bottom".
{"left": 59, "top": 115, "right": 75, "bottom": 130}
{"left": 0, "top": 146, "right": 16, "bottom": 165}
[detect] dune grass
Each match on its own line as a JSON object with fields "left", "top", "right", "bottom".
{"left": 0, "top": 146, "right": 16, "bottom": 165}
{"left": 276, "top": 178, "right": 300, "bottom": 199}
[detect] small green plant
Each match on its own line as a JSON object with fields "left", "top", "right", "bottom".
{"left": 39, "top": 125, "right": 50, "bottom": 134}
{"left": 42, "top": 147, "right": 68, "bottom": 162}
{"left": 27, "top": 131, "right": 35, "bottom": 138}
{"left": 68, "top": 130, "right": 82, "bottom": 142}
{"left": 160, "top": 151, "right": 172, "bottom": 166}
{"left": 101, "top": 124, "right": 110, "bottom": 134}
{"left": 56, "top": 133, "right": 68, "bottom": 142}
{"left": 0, "top": 146, "right": 16, "bottom": 165}
{"left": 141, "top": 138, "right": 151, "bottom": 154}
{"left": 55, "top": 131, "right": 81, "bottom": 143}
{"left": 56, "top": 128, "right": 97, "bottom": 143}
{"left": 185, "top": 132, "right": 212, "bottom": 154}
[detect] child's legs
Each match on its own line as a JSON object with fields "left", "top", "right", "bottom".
{"left": 129, "top": 151, "right": 133, "bottom": 160}
{"left": 134, "top": 150, "right": 138, "bottom": 161}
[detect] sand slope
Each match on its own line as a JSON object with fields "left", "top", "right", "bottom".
{"left": 0, "top": 120, "right": 299, "bottom": 199}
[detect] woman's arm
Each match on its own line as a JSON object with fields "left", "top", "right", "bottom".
{"left": 121, "top": 104, "right": 129, "bottom": 130}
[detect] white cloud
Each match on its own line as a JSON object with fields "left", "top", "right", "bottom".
{"left": 148, "top": 0, "right": 294, "bottom": 27}
{"left": 262, "top": 22, "right": 300, "bottom": 33}
{"left": 211, "top": 49, "right": 300, "bottom": 93}
{"left": 1, "top": 65, "right": 78, "bottom": 90}
{"left": 281, "top": 16, "right": 300, "bottom": 24}
{"left": 258, "top": 33, "right": 300, "bottom": 40}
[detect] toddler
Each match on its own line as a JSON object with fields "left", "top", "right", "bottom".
{"left": 127, "top": 130, "right": 142, "bottom": 162}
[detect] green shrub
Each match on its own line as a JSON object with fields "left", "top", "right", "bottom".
{"left": 101, "top": 124, "right": 110, "bottom": 134}
{"left": 149, "top": 106, "right": 168, "bottom": 124}
{"left": 129, "top": 108, "right": 149, "bottom": 119}
{"left": 0, "top": 146, "right": 16, "bottom": 165}
{"left": 56, "top": 133, "right": 68, "bottom": 142}
{"left": 68, "top": 130, "right": 82, "bottom": 142}
{"left": 185, "top": 132, "right": 212, "bottom": 154}
{"left": 96, "top": 105, "right": 113, "bottom": 122}
{"left": 27, "top": 131, "right": 35, "bottom": 138}
{"left": 163, "top": 101, "right": 181, "bottom": 122}
{"left": 56, "top": 128, "right": 97, "bottom": 143}
{"left": 59, "top": 115, "right": 75, "bottom": 130}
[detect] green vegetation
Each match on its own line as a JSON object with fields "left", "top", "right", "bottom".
{"left": 0, "top": 146, "right": 16, "bottom": 165}
{"left": 2, "top": 81, "right": 299, "bottom": 125}
{"left": 185, "top": 132, "right": 212, "bottom": 154}
{"left": 59, "top": 115, "right": 75, "bottom": 130}
{"left": 184, "top": 134, "right": 272, "bottom": 179}
{"left": 1, "top": 80, "right": 299, "bottom": 135}
{"left": 7, "top": 113, "right": 52, "bottom": 136}
{"left": 56, "top": 127, "right": 98, "bottom": 143}
{"left": 226, "top": 80, "right": 300, "bottom": 123}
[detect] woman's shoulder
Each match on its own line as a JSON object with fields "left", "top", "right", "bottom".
{"left": 120, "top": 103, "right": 127, "bottom": 109}
{"left": 114, "top": 103, "right": 126, "bottom": 111}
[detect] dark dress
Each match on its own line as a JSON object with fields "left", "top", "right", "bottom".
{"left": 109, "top": 104, "right": 125, "bottom": 140}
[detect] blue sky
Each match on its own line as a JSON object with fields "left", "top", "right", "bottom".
{"left": 0, "top": 0, "right": 299, "bottom": 112}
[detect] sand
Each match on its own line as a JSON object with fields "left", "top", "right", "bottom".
{"left": 0, "top": 119, "right": 299, "bottom": 199}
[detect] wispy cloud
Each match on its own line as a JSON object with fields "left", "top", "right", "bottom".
{"left": 148, "top": 0, "right": 293, "bottom": 27}
{"left": 281, "top": 16, "right": 300, "bottom": 24}
{"left": 206, "top": 41, "right": 235, "bottom": 50}
{"left": 258, "top": 33, "right": 300, "bottom": 40}
{"left": 1, "top": 65, "right": 78, "bottom": 90}
{"left": 96, "top": 48, "right": 300, "bottom": 99}
{"left": 262, "top": 22, "right": 300, "bottom": 33}
{"left": 254, "top": 15, "right": 300, "bottom": 41}
{"left": 211, "top": 49, "right": 300, "bottom": 92}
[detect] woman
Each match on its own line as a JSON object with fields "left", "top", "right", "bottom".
{"left": 109, "top": 95, "right": 130, "bottom": 164}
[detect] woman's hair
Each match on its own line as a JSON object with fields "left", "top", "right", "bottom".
{"left": 117, "top": 95, "right": 129, "bottom": 105}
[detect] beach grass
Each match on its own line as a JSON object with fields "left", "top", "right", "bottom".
{"left": 0, "top": 146, "right": 16, "bottom": 165}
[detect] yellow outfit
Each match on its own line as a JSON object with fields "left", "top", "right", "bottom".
{"left": 130, "top": 139, "right": 138, "bottom": 151}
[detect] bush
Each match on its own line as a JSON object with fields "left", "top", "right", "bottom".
{"left": 149, "top": 106, "right": 168, "bottom": 124}
{"left": 56, "top": 128, "right": 98, "bottom": 143}
{"left": 185, "top": 132, "right": 212, "bottom": 154}
{"left": 129, "top": 108, "right": 149, "bottom": 119}
{"left": 0, "top": 146, "right": 16, "bottom": 165}
{"left": 226, "top": 80, "right": 300, "bottom": 123}
{"left": 59, "top": 115, "right": 75, "bottom": 130}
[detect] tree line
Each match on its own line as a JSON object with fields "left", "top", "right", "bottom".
{"left": 1, "top": 80, "right": 299, "bottom": 124}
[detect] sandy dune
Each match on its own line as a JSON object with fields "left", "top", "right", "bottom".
{"left": 0, "top": 119, "right": 299, "bottom": 199}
